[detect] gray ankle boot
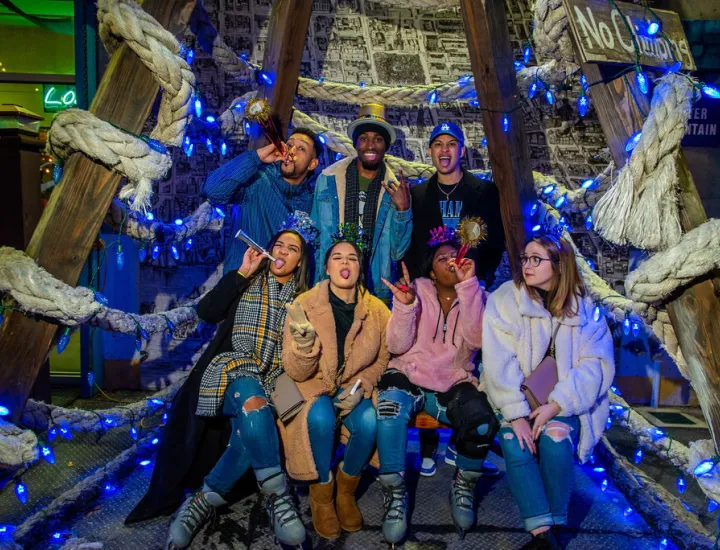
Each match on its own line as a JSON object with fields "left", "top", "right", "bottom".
{"left": 450, "top": 469, "right": 482, "bottom": 538}
{"left": 166, "top": 483, "right": 226, "bottom": 549}
{"left": 258, "top": 470, "right": 307, "bottom": 546}
{"left": 378, "top": 473, "right": 407, "bottom": 547}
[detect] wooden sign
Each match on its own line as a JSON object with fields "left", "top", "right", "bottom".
{"left": 562, "top": 0, "right": 696, "bottom": 70}
{"left": 683, "top": 97, "right": 720, "bottom": 148}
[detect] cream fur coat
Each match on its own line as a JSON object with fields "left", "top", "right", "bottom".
{"left": 481, "top": 281, "right": 615, "bottom": 462}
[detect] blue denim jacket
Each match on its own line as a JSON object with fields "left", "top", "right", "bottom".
{"left": 310, "top": 157, "right": 412, "bottom": 300}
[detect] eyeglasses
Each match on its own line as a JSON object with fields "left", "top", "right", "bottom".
{"left": 519, "top": 255, "right": 554, "bottom": 268}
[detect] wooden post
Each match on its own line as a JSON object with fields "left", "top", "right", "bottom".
{"left": 583, "top": 60, "right": 720, "bottom": 451}
{"left": 459, "top": 0, "right": 537, "bottom": 276}
{"left": 249, "top": 0, "right": 313, "bottom": 148}
{"left": 0, "top": 0, "right": 196, "bottom": 422}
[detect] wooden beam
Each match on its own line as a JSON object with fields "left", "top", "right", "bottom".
{"left": 583, "top": 65, "right": 720, "bottom": 452}
{"left": 459, "top": 0, "right": 537, "bottom": 276}
{"left": 0, "top": 0, "right": 197, "bottom": 422}
{"left": 249, "top": 0, "right": 313, "bottom": 148}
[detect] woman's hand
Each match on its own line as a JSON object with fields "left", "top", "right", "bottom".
{"left": 285, "top": 302, "right": 316, "bottom": 351}
{"left": 449, "top": 257, "right": 476, "bottom": 283}
{"left": 334, "top": 383, "right": 364, "bottom": 417}
{"left": 381, "top": 262, "right": 415, "bottom": 305}
{"left": 529, "top": 402, "right": 562, "bottom": 440}
{"left": 238, "top": 247, "right": 264, "bottom": 278}
{"left": 510, "top": 417, "right": 536, "bottom": 454}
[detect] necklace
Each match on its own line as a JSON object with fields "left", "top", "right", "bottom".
{"left": 437, "top": 177, "right": 462, "bottom": 201}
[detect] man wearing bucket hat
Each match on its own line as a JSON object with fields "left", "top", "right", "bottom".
{"left": 310, "top": 103, "right": 412, "bottom": 301}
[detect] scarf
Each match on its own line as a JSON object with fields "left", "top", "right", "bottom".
{"left": 196, "top": 273, "right": 296, "bottom": 416}
{"left": 329, "top": 287, "right": 357, "bottom": 379}
{"left": 344, "top": 159, "right": 385, "bottom": 255}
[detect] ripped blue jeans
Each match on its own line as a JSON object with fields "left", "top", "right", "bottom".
{"left": 498, "top": 413, "right": 580, "bottom": 531}
{"left": 204, "top": 376, "right": 280, "bottom": 496}
{"left": 376, "top": 370, "right": 497, "bottom": 473}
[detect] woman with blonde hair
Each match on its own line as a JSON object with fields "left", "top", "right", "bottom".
{"left": 482, "top": 234, "right": 615, "bottom": 550}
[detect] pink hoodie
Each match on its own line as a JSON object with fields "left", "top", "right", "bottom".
{"left": 386, "top": 277, "right": 488, "bottom": 393}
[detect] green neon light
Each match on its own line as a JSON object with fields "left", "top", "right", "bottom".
{"left": 43, "top": 85, "right": 77, "bottom": 112}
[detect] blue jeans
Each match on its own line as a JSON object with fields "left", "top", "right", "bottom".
{"left": 498, "top": 414, "right": 581, "bottom": 531}
{"left": 204, "top": 377, "right": 281, "bottom": 495}
{"left": 376, "top": 371, "right": 496, "bottom": 474}
{"left": 307, "top": 394, "right": 377, "bottom": 483}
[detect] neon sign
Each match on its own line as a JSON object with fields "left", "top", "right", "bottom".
{"left": 43, "top": 84, "right": 77, "bottom": 112}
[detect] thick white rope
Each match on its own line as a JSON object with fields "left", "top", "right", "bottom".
{"left": 367, "top": 0, "right": 459, "bottom": 8}
{"left": 97, "top": 0, "right": 195, "bottom": 146}
{"left": 532, "top": 0, "right": 577, "bottom": 64}
{"left": 47, "top": 109, "right": 172, "bottom": 212}
{"left": 593, "top": 74, "right": 695, "bottom": 251}
{"left": 105, "top": 199, "right": 223, "bottom": 242}
{"left": 533, "top": 163, "right": 614, "bottom": 214}
{"left": 210, "top": 34, "right": 252, "bottom": 79}
{"left": 0, "top": 419, "right": 38, "bottom": 470}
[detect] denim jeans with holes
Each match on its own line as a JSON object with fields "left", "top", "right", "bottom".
{"left": 204, "top": 376, "right": 280, "bottom": 496}
{"left": 498, "top": 413, "right": 580, "bottom": 531}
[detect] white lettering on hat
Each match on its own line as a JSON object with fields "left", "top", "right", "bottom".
{"left": 441, "top": 123, "right": 450, "bottom": 131}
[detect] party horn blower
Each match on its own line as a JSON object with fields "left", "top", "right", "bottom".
{"left": 455, "top": 217, "right": 488, "bottom": 263}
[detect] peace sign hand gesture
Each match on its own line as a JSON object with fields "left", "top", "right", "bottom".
{"left": 381, "top": 262, "right": 415, "bottom": 306}
{"left": 286, "top": 302, "right": 316, "bottom": 351}
{"left": 381, "top": 168, "right": 411, "bottom": 212}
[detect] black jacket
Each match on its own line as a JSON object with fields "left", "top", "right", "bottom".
{"left": 126, "top": 271, "right": 256, "bottom": 523}
{"left": 403, "top": 169, "right": 505, "bottom": 285}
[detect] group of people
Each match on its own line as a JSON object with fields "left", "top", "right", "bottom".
{"left": 124, "top": 104, "right": 616, "bottom": 550}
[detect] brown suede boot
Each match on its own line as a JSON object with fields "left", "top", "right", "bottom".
{"left": 336, "top": 469, "right": 363, "bottom": 532}
{"left": 309, "top": 478, "right": 341, "bottom": 539}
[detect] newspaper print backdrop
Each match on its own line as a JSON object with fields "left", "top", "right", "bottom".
{"left": 135, "top": 0, "right": 629, "bottom": 382}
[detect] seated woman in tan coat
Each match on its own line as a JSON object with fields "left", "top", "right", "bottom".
{"left": 281, "top": 234, "right": 391, "bottom": 540}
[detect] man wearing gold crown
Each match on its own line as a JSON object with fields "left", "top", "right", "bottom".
{"left": 310, "top": 103, "right": 412, "bottom": 302}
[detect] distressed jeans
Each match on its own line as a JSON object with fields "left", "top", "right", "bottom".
{"left": 498, "top": 413, "right": 580, "bottom": 531}
{"left": 307, "top": 394, "right": 377, "bottom": 483}
{"left": 204, "top": 376, "right": 280, "bottom": 495}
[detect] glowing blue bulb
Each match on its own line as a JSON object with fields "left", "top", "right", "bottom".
{"left": 318, "top": 134, "right": 326, "bottom": 144}
{"left": 135, "top": 337, "right": 143, "bottom": 351}
{"left": 542, "top": 184, "right": 555, "bottom": 195}
{"left": 624, "top": 507, "right": 633, "bottom": 517}
{"left": 185, "top": 238, "right": 193, "bottom": 251}
{"left": 532, "top": 224, "right": 542, "bottom": 232}
{"left": 578, "top": 94, "right": 589, "bottom": 117}
{"left": 94, "top": 291, "right": 108, "bottom": 306}
{"left": 523, "top": 45, "right": 532, "bottom": 64}
{"left": 15, "top": 481, "right": 27, "bottom": 504}
{"left": 626, "top": 131, "right": 642, "bottom": 152}
{"left": 318, "top": 76, "right": 324, "bottom": 82}
{"left": 529, "top": 81, "right": 539, "bottom": 99}
{"left": 702, "top": 85, "right": 720, "bottom": 99}
{"left": 647, "top": 20, "right": 661, "bottom": 36}
{"left": 648, "top": 427, "right": 665, "bottom": 440}
{"left": 545, "top": 89, "right": 555, "bottom": 105}
{"left": 184, "top": 143, "right": 194, "bottom": 158}
{"left": 139, "top": 460, "right": 151, "bottom": 467}
{"left": 666, "top": 61, "right": 683, "bottom": 74}
{"left": 205, "top": 115, "right": 215, "bottom": 123}
{"left": 469, "top": 99, "right": 479, "bottom": 107}
{"left": 104, "top": 417, "right": 114, "bottom": 426}
{"left": 593, "top": 467, "right": 606, "bottom": 473}
{"left": 48, "top": 427, "right": 57, "bottom": 441}
{"left": 335, "top": 152, "right": 343, "bottom": 160}
{"left": 152, "top": 244, "right": 160, "bottom": 260}
{"left": 260, "top": 72, "right": 273, "bottom": 85}
{"left": 116, "top": 249, "right": 124, "bottom": 270}
{"left": 205, "top": 138, "right": 213, "bottom": 153}
{"left": 57, "top": 329, "right": 71, "bottom": 354}
{"left": 139, "top": 327, "right": 150, "bottom": 341}
{"left": 677, "top": 477, "right": 686, "bottom": 493}
{"left": 220, "top": 142, "right": 227, "bottom": 157}
{"left": 174, "top": 218, "right": 183, "bottom": 226}
{"left": 130, "top": 426, "right": 138, "bottom": 440}
{"left": 708, "top": 500, "right": 719, "bottom": 513}
{"left": 580, "top": 74, "right": 588, "bottom": 91}
{"left": 481, "top": 137, "right": 487, "bottom": 147}
{"left": 623, "top": 317, "right": 631, "bottom": 336}
{"left": 458, "top": 74, "right": 472, "bottom": 85}
{"left": 151, "top": 398, "right": 164, "bottom": 405}
{"left": 514, "top": 61, "right": 524, "bottom": 71}
{"left": 171, "top": 244, "right": 180, "bottom": 260}
{"left": 53, "top": 164, "right": 63, "bottom": 184}
{"left": 186, "top": 49, "right": 194, "bottom": 64}
{"left": 601, "top": 479, "right": 608, "bottom": 491}
{"left": 632, "top": 322, "right": 640, "bottom": 337}
{"left": 659, "top": 538, "right": 668, "bottom": 550}
{"left": 606, "top": 416, "right": 613, "bottom": 429}
{"left": 194, "top": 98, "right": 203, "bottom": 118}
{"left": 530, "top": 202, "right": 539, "bottom": 216}
{"left": 585, "top": 214, "right": 594, "bottom": 231}
{"left": 41, "top": 446, "right": 55, "bottom": 464}
{"left": 582, "top": 178, "right": 595, "bottom": 189}
{"left": 426, "top": 89, "right": 438, "bottom": 105}
{"left": 0, "top": 406, "right": 9, "bottom": 417}
{"left": 359, "top": 81, "right": 366, "bottom": 88}
{"left": 244, "top": 121, "right": 250, "bottom": 132}
{"left": 104, "top": 484, "right": 116, "bottom": 492}
{"left": 636, "top": 71, "right": 649, "bottom": 95}
{"left": 162, "top": 413, "right": 168, "bottom": 423}
{"left": 502, "top": 115, "right": 509, "bottom": 133}
{"left": 146, "top": 212, "right": 155, "bottom": 221}
{"left": 554, "top": 195, "right": 566, "bottom": 208}
{"left": 694, "top": 459, "right": 717, "bottom": 477}
{"left": 634, "top": 449, "right": 644, "bottom": 464}
{"left": 152, "top": 438, "right": 159, "bottom": 445}
{"left": 611, "top": 385, "right": 622, "bottom": 395}
{"left": 214, "top": 206, "right": 225, "bottom": 218}
{"left": 586, "top": 259, "right": 596, "bottom": 270}
{"left": 53, "top": 533, "right": 62, "bottom": 540}
{"left": 138, "top": 247, "right": 147, "bottom": 262}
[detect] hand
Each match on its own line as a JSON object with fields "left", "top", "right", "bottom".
{"left": 381, "top": 262, "right": 415, "bottom": 305}
{"left": 448, "top": 257, "right": 476, "bottom": 283}
{"left": 530, "top": 402, "right": 562, "bottom": 440}
{"left": 285, "top": 302, "right": 316, "bottom": 350}
{"left": 334, "top": 383, "right": 364, "bottom": 417}
{"left": 510, "top": 417, "right": 536, "bottom": 454}
{"left": 256, "top": 141, "right": 287, "bottom": 164}
{"left": 381, "top": 168, "right": 411, "bottom": 212}
{"left": 238, "top": 247, "right": 264, "bottom": 278}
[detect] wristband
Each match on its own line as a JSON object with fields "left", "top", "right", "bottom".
{"left": 238, "top": 269, "right": 249, "bottom": 278}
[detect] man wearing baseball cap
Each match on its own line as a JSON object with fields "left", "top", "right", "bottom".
{"left": 403, "top": 122, "right": 505, "bottom": 285}
{"left": 310, "top": 103, "right": 412, "bottom": 301}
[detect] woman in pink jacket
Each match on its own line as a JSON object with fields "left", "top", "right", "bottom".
{"left": 375, "top": 227, "right": 499, "bottom": 546}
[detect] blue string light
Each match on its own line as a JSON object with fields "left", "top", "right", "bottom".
{"left": 586, "top": 258, "right": 596, "bottom": 270}
{"left": 646, "top": 20, "right": 661, "bottom": 37}
{"left": 529, "top": 81, "right": 539, "bottom": 99}
{"left": 214, "top": 206, "right": 225, "bottom": 218}
{"left": 523, "top": 43, "right": 532, "bottom": 64}
{"left": 623, "top": 507, "right": 633, "bottom": 517}
{"left": 502, "top": 115, "right": 509, "bottom": 133}
{"left": 545, "top": 89, "right": 555, "bottom": 105}
{"left": 702, "top": 85, "right": 720, "bottom": 99}
{"left": 186, "top": 49, "right": 194, "bottom": 65}
{"left": 220, "top": 142, "right": 227, "bottom": 157}
{"left": 469, "top": 99, "right": 479, "bottom": 108}
{"left": 139, "top": 459, "right": 151, "bottom": 467}
{"left": 666, "top": 61, "right": 683, "bottom": 75}
{"left": 151, "top": 398, "right": 164, "bottom": 406}
{"left": 135, "top": 335, "right": 143, "bottom": 351}
{"left": 57, "top": 328, "right": 71, "bottom": 354}
{"left": 542, "top": 184, "right": 555, "bottom": 194}
{"left": 593, "top": 467, "right": 606, "bottom": 473}
{"left": 41, "top": 446, "right": 55, "bottom": 464}
{"left": 184, "top": 143, "right": 194, "bottom": 158}
{"left": 481, "top": 137, "right": 487, "bottom": 147}
{"left": 636, "top": 71, "right": 649, "bottom": 95}
{"left": 15, "top": 480, "right": 27, "bottom": 504}
{"left": 53, "top": 164, "right": 63, "bottom": 184}
{"left": 554, "top": 194, "right": 566, "bottom": 208}
{"left": 48, "top": 427, "right": 57, "bottom": 441}
{"left": 606, "top": 416, "right": 613, "bottom": 430}
{"left": 514, "top": 61, "right": 525, "bottom": 71}
{"left": 634, "top": 449, "right": 644, "bottom": 464}
{"left": 171, "top": 244, "right": 180, "bottom": 261}
{"left": 94, "top": 291, "right": 108, "bottom": 306}
{"left": 0, "top": 406, "right": 9, "bottom": 417}
{"left": 147, "top": 212, "right": 155, "bottom": 221}
{"left": 578, "top": 94, "right": 589, "bottom": 117}
{"left": 532, "top": 224, "right": 542, "bottom": 232}
{"left": 152, "top": 244, "right": 161, "bottom": 260}
{"left": 631, "top": 322, "right": 640, "bottom": 338}
{"left": 585, "top": 214, "right": 594, "bottom": 231}
{"left": 694, "top": 458, "right": 719, "bottom": 476}
{"left": 259, "top": 71, "right": 273, "bottom": 86}
{"left": 174, "top": 218, "right": 183, "bottom": 226}
{"left": 151, "top": 438, "right": 159, "bottom": 445}
{"left": 318, "top": 134, "right": 326, "bottom": 144}
{"left": 580, "top": 74, "right": 588, "bottom": 91}
{"left": 116, "top": 246, "right": 124, "bottom": 271}
{"left": 138, "top": 247, "right": 147, "bottom": 262}
{"left": 581, "top": 178, "right": 596, "bottom": 189}
{"left": 601, "top": 479, "right": 608, "bottom": 492}
{"left": 429, "top": 90, "right": 438, "bottom": 104}
{"left": 626, "top": 131, "right": 642, "bottom": 152}
{"left": 676, "top": 476, "right": 686, "bottom": 494}
{"left": 458, "top": 74, "right": 472, "bottom": 85}
{"left": 623, "top": 316, "right": 631, "bottom": 336}
{"left": 162, "top": 413, "right": 168, "bottom": 423}
{"left": 708, "top": 500, "right": 719, "bottom": 513}
{"left": 205, "top": 115, "right": 216, "bottom": 123}
{"left": 194, "top": 98, "right": 203, "bottom": 118}
{"left": 530, "top": 201, "right": 540, "bottom": 216}
{"left": 658, "top": 538, "right": 668, "bottom": 550}
{"left": 205, "top": 138, "right": 214, "bottom": 153}
{"left": 359, "top": 81, "right": 366, "bottom": 88}
{"left": 130, "top": 426, "right": 139, "bottom": 440}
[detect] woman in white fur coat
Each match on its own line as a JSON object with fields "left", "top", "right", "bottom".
{"left": 482, "top": 235, "right": 615, "bottom": 550}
